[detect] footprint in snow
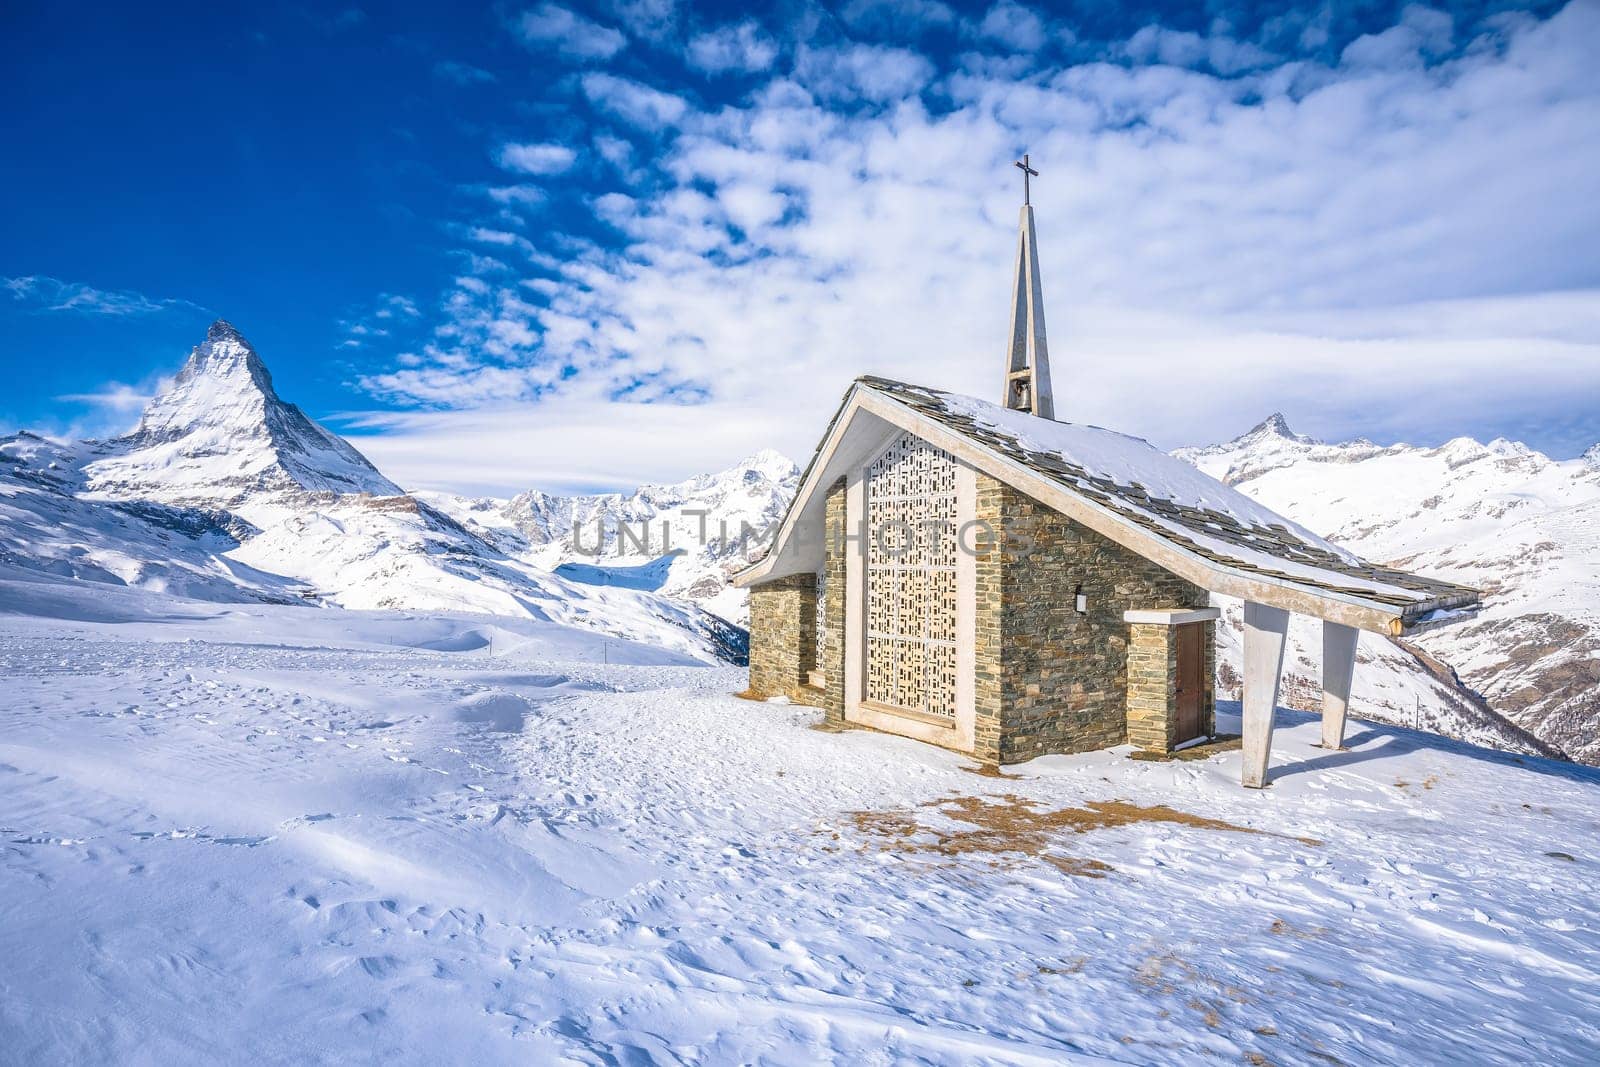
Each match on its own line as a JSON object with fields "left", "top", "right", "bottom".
{"left": 452, "top": 691, "right": 534, "bottom": 732}
{"left": 358, "top": 955, "right": 402, "bottom": 979}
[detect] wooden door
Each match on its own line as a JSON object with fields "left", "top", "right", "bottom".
{"left": 1174, "top": 623, "right": 1206, "bottom": 743}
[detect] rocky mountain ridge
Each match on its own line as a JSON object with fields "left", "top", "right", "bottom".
{"left": 5, "top": 320, "right": 1591, "bottom": 761}
{"left": 1178, "top": 414, "right": 1600, "bottom": 763}
{"left": 0, "top": 322, "right": 743, "bottom": 663}
{"left": 419, "top": 449, "right": 798, "bottom": 623}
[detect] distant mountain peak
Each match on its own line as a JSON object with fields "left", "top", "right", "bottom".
{"left": 171, "top": 319, "right": 274, "bottom": 398}
{"left": 1584, "top": 442, "right": 1600, "bottom": 469}
{"left": 207, "top": 318, "right": 245, "bottom": 344}
{"left": 737, "top": 447, "right": 800, "bottom": 481}
{"left": 87, "top": 320, "right": 399, "bottom": 501}
{"left": 1246, "top": 412, "right": 1310, "bottom": 442}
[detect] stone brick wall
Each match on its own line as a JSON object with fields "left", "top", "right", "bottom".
{"left": 1126, "top": 623, "right": 1179, "bottom": 752}
{"left": 747, "top": 573, "right": 817, "bottom": 704}
{"left": 973, "top": 476, "right": 1210, "bottom": 764}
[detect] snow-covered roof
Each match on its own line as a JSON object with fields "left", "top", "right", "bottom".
{"left": 739, "top": 377, "right": 1480, "bottom": 633}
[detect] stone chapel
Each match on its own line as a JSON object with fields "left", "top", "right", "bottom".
{"left": 735, "top": 160, "right": 1479, "bottom": 788}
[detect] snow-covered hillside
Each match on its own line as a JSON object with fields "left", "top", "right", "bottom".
{"left": 0, "top": 321, "right": 742, "bottom": 663}
{"left": 1179, "top": 415, "right": 1600, "bottom": 763}
{"left": 421, "top": 449, "right": 797, "bottom": 623}
{"left": 3, "top": 584, "right": 1597, "bottom": 1064}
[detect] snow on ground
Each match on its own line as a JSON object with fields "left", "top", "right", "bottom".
{"left": 3, "top": 579, "right": 1599, "bottom": 1064}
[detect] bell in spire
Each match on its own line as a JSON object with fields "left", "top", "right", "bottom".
{"left": 1002, "top": 154, "right": 1055, "bottom": 420}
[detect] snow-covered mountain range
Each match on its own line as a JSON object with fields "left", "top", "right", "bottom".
{"left": 1178, "top": 414, "right": 1600, "bottom": 764}
{"left": 431, "top": 404, "right": 1590, "bottom": 764}
{"left": 2, "top": 320, "right": 1591, "bottom": 763}
{"left": 0, "top": 321, "right": 743, "bottom": 663}
{"left": 419, "top": 450, "right": 798, "bottom": 624}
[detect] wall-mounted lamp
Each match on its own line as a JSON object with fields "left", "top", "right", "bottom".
{"left": 1074, "top": 584, "right": 1087, "bottom": 614}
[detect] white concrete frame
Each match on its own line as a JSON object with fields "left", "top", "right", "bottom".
{"left": 1122, "top": 607, "right": 1221, "bottom": 626}
{"left": 1322, "top": 622, "right": 1359, "bottom": 750}
{"left": 1241, "top": 600, "right": 1290, "bottom": 789}
{"left": 843, "top": 435, "right": 978, "bottom": 753}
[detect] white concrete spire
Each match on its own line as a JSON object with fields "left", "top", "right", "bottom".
{"left": 1002, "top": 155, "right": 1055, "bottom": 420}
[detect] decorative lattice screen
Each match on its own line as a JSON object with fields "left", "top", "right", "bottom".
{"left": 865, "top": 432, "right": 958, "bottom": 718}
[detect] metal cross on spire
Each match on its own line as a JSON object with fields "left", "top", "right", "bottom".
{"left": 1001, "top": 152, "right": 1054, "bottom": 419}
{"left": 1014, "top": 153, "right": 1038, "bottom": 206}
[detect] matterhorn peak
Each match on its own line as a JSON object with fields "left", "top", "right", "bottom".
{"left": 86, "top": 320, "right": 400, "bottom": 502}
{"left": 207, "top": 318, "right": 245, "bottom": 344}
{"left": 174, "top": 318, "right": 273, "bottom": 391}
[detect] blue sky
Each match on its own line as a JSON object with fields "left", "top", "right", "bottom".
{"left": 3, "top": 0, "right": 1597, "bottom": 494}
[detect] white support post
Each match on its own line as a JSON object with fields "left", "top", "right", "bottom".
{"left": 1241, "top": 601, "right": 1290, "bottom": 789}
{"left": 1321, "top": 621, "right": 1359, "bottom": 750}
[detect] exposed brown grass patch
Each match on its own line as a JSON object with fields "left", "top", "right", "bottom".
{"left": 959, "top": 761, "right": 1023, "bottom": 780}
{"left": 1269, "top": 917, "right": 1327, "bottom": 940}
{"left": 1132, "top": 948, "right": 1258, "bottom": 1043}
{"left": 731, "top": 689, "right": 765, "bottom": 702}
{"left": 1044, "top": 855, "right": 1115, "bottom": 878}
{"left": 1034, "top": 956, "right": 1088, "bottom": 976}
{"left": 842, "top": 793, "right": 1319, "bottom": 876}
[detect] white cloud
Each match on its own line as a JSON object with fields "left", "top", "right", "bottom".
{"left": 975, "top": 0, "right": 1047, "bottom": 53}
{"left": 5, "top": 275, "right": 201, "bottom": 317}
{"left": 1342, "top": 5, "right": 1454, "bottom": 68}
{"left": 581, "top": 72, "right": 689, "bottom": 127}
{"left": 840, "top": 0, "right": 956, "bottom": 36}
{"left": 467, "top": 227, "right": 528, "bottom": 249}
{"left": 494, "top": 141, "right": 578, "bottom": 175}
{"left": 484, "top": 184, "right": 547, "bottom": 207}
{"left": 795, "top": 43, "right": 936, "bottom": 103}
{"left": 55, "top": 382, "right": 153, "bottom": 414}
{"left": 374, "top": 294, "right": 420, "bottom": 319}
{"left": 47, "top": 368, "right": 179, "bottom": 440}
{"left": 338, "top": 293, "right": 422, "bottom": 350}
{"left": 359, "top": 2, "right": 1600, "bottom": 490}
{"left": 1121, "top": 25, "right": 1278, "bottom": 74}
{"left": 603, "top": 0, "right": 678, "bottom": 43}
{"left": 511, "top": 3, "right": 627, "bottom": 61}
{"left": 593, "top": 133, "right": 634, "bottom": 169}
{"left": 338, "top": 398, "right": 785, "bottom": 495}
{"left": 686, "top": 20, "right": 778, "bottom": 75}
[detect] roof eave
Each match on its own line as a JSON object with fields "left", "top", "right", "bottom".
{"left": 731, "top": 381, "right": 867, "bottom": 589}
{"left": 736, "top": 380, "right": 1483, "bottom": 635}
{"left": 859, "top": 386, "right": 1475, "bottom": 635}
